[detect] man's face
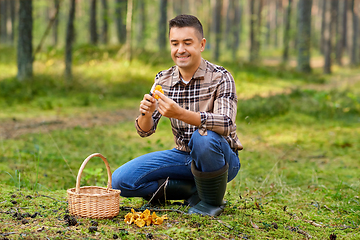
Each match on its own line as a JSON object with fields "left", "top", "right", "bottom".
{"left": 169, "top": 27, "right": 206, "bottom": 73}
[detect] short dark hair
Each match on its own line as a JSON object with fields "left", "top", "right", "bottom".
{"left": 169, "top": 14, "right": 204, "bottom": 39}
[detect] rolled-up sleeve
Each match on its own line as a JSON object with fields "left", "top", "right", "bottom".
{"left": 135, "top": 110, "right": 162, "bottom": 137}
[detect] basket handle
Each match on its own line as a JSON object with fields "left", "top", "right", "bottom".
{"left": 75, "top": 153, "right": 113, "bottom": 194}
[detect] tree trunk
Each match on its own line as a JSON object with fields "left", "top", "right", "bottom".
{"left": 17, "top": 0, "right": 33, "bottom": 81}
{"left": 256, "top": 0, "right": 263, "bottom": 57}
{"left": 10, "top": 0, "right": 16, "bottom": 44}
{"left": 296, "top": 0, "right": 312, "bottom": 72}
{"left": 65, "top": 0, "right": 76, "bottom": 79}
{"left": 213, "top": 0, "right": 222, "bottom": 61}
{"left": 341, "top": 0, "right": 347, "bottom": 49}
{"left": 137, "top": 0, "right": 146, "bottom": 48}
{"left": 115, "top": 0, "right": 127, "bottom": 44}
{"left": 0, "top": 0, "right": 8, "bottom": 43}
{"left": 89, "top": 0, "right": 98, "bottom": 45}
{"left": 265, "top": 1, "right": 271, "bottom": 48}
{"left": 158, "top": 0, "right": 167, "bottom": 51}
{"left": 282, "top": 0, "right": 292, "bottom": 63}
{"left": 53, "top": 0, "right": 60, "bottom": 46}
{"left": 274, "top": 0, "right": 280, "bottom": 48}
{"left": 335, "top": 0, "right": 345, "bottom": 65}
{"left": 225, "top": 0, "right": 233, "bottom": 49}
{"left": 350, "top": 0, "right": 358, "bottom": 66}
{"left": 101, "top": 0, "right": 108, "bottom": 44}
{"left": 320, "top": 0, "right": 326, "bottom": 53}
{"left": 232, "top": 0, "right": 242, "bottom": 61}
{"left": 125, "top": 0, "right": 133, "bottom": 61}
{"left": 249, "top": 0, "right": 263, "bottom": 62}
{"left": 250, "top": 0, "right": 256, "bottom": 61}
{"left": 323, "top": 0, "right": 337, "bottom": 74}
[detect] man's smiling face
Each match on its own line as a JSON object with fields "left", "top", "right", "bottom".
{"left": 169, "top": 26, "right": 206, "bottom": 75}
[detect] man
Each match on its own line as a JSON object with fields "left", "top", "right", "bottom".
{"left": 112, "top": 14, "right": 243, "bottom": 216}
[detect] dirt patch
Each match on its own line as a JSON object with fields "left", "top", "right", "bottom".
{"left": 0, "top": 109, "right": 139, "bottom": 140}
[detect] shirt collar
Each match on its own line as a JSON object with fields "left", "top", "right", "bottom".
{"left": 171, "top": 58, "right": 206, "bottom": 87}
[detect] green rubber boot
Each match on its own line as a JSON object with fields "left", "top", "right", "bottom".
{"left": 188, "top": 161, "right": 228, "bottom": 216}
{"left": 146, "top": 179, "right": 200, "bottom": 207}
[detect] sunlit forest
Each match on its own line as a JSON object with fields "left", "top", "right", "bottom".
{"left": 0, "top": 1, "right": 359, "bottom": 239}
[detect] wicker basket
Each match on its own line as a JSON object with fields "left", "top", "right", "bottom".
{"left": 67, "top": 153, "right": 121, "bottom": 219}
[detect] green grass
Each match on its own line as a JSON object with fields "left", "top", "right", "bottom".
{"left": 0, "top": 45, "right": 359, "bottom": 239}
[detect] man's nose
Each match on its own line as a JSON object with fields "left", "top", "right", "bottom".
{"left": 178, "top": 44, "right": 186, "bottom": 53}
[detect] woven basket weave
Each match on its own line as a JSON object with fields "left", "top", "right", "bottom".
{"left": 67, "top": 153, "right": 121, "bottom": 219}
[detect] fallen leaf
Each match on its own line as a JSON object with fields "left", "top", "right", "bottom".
{"left": 251, "top": 221, "right": 259, "bottom": 229}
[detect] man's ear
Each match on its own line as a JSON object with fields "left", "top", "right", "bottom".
{"left": 200, "top": 38, "right": 206, "bottom": 52}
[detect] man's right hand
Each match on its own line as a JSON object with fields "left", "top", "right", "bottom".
{"left": 139, "top": 93, "right": 156, "bottom": 116}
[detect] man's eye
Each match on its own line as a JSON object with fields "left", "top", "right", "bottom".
{"left": 185, "top": 42, "right": 191, "bottom": 45}
{"left": 172, "top": 43, "right": 178, "bottom": 46}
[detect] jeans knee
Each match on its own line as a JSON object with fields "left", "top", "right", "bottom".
{"left": 111, "top": 168, "right": 128, "bottom": 191}
{"left": 189, "top": 130, "right": 222, "bottom": 160}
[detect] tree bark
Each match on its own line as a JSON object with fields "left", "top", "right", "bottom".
{"left": 89, "top": 0, "right": 98, "bottom": 45}
{"left": 158, "top": 0, "right": 167, "bottom": 51}
{"left": 250, "top": 0, "right": 256, "bottom": 61}
{"left": 341, "top": 0, "right": 347, "bottom": 49}
{"left": 320, "top": 0, "right": 326, "bottom": 53}
{"left": 0, "top": 0, "right": 8, "bottom": 43}
{"left": 125, "top": 0, "right": 133, "bottom": 61}
{"left": 213, "top": 0, "right": 222, "bottom": 61}
{"left": 115, "top": 0, "right": 127, "bottom": 44}
{"left": 296, "top": 0, "right": 312, "bottom": 72}
{"left": 65, "top": 0, "right": 76, "bottom": 79}
{"left": 225, "top": 0, "right": 233, "bottom": 49}
{"left": 265, "top": 1, "right": 271, "bottom": 47}
{"left": 282, "top": 0, "right": 292, "bottom": 63}
{"left": 53, "top": 0, "right": 60, "bottom": 46}
{"left": 17, "top": 0, "right": 33, "bottom": 81}
{"left": 232, "top": 0, "right": 242, "bottom": 61}
{"left": 335, "top": 0, "right": 345, "bottom": 65}
{"left": 350, "top": 0, "right": 358, "bottom": 66}
{"left": 101, "top": 0, "right": 108, "bottom": 44}
{"left": 137, "top": 0, "right": 146, "bottom": 48}
{"left": 9, "top": 0, "right": 15, "bottom": 44}
{"left": 323, "top": 0, "right": 337, "bottom": 74}
{"left": 249, "top": 0, "right": 263, "bottom": 63}
{"left": 274, "top": 0, "right": 281, "bottom": 48}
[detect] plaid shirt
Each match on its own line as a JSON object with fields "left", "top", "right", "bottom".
{"left": 135, "top": 58, "right": 243, "bottom": 152}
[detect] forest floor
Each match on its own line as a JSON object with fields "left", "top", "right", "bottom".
{"left": 1, "top": 54, "right": 359, "bottom": 239}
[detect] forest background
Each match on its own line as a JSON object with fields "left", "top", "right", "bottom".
{"left": 0, "top": 0, "right": 359, "bottom": 239}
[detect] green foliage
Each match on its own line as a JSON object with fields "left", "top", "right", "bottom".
{"left": 238, "top": 93, "right": 291, "bottom": 121}
{"left": 226, "top": 61, "right": 325, "bottom": 84}
{"left": 237, "top": 87, "right": 360, "bottom": 122}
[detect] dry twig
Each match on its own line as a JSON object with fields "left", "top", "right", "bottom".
{"left": 303, "top": 219, "right": 323, "bottom": 227}
{"left": 286, "top": 226, "right": 312, "bottom": 239}
{"left": 323, "top": 205, "right": 334, "bottom": 213}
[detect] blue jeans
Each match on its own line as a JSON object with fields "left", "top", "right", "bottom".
{"left": 111, "top": 130, "right": 240, "bottom": 197}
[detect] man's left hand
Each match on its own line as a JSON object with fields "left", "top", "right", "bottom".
{"left": 155, "top": 90, "right": 183, "bottom": 119}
